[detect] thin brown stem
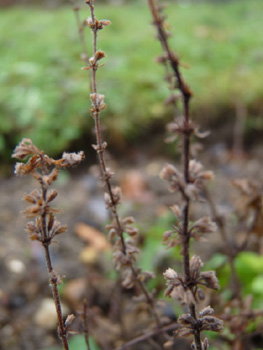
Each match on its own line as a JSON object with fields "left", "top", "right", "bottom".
{"left": 148, "top": 0, "right": 202, "bottom": 348}
{"left": 85, "top": 0, "right": 162, "bottom": 330}
{"left": 189, "top": 303, "right": 202, "bottom": 350}
{"left": 182, "top": 199, "right": 190, "bottom": 282}
{"left": 41, "top": 185, "right": 69, "bottom": 350}
{"left": 42, "top": 241, "right": 69, "bottom": 350}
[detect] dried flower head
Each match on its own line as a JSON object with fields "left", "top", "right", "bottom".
{"left": 12, "top": 138, "right": 41, "bottom": 160}
{"left": 163, "top": 268, "right": 194, "bottom": 305}
{"left": 54, "top": 151, "right": 85, "bottom": 168}
{"left": 113, "top": 238, "right": 140, "bottom": 270}
{"left": 189, "top": 160, "right": 214, "bottom": 183}
{"left": 160, "top": 163, "right": 185, "bottom": 193}
{"left": 163, "top": 256, "right": 219, "bottom": 305}
{"left": 104, "top": 186, "right": 122, "bottom": 208}
{"left": 13, "top": 139, "right": 84, "bottom": 245}
{"left": 90, "top": 93, "right": 106, "bottom": 112}
{"left": 166, "top": 117, "right": 195, "bottom": 141}
{"left": 177, "top": 307, "right": 223, "bottom": 339}
{"left": 190, "top": 216, "right": 217, "bottom": 240}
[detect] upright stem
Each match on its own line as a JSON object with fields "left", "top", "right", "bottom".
{"left": 86, "top": 0, "right": 162, "bottom": 329}
{"left": 41, "top": 186, "right": 69, "bottom": 350}
{"left": 148, "top": 0, "right": 202, "bottom": 348}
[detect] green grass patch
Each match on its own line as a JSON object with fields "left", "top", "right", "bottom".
{"left": 1, "top": 0, "right": 263, "bottom": 158}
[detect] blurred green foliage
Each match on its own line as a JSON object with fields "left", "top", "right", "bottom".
{"left": 1, "top": 0, "right": 263, "bottom": 159}
{"left": 206, "top": 251, "right": 263, "bottom": 309}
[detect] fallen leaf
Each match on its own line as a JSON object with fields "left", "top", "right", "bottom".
{"left": 75, "top": 223, "right": 111, "bottom": 251}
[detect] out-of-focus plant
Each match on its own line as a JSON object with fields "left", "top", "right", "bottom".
{"left": 148, "top": 1, "right": 224, "bottom": 348}
{"left": 204, "top": 177, "right": 263, "bottom": 349}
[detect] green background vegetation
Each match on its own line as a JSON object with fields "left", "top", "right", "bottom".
{"left": 0, "top": 0, "right": 263, "bottom": 159}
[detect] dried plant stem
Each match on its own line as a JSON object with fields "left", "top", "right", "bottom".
{"left": 148, "top": 0, "right": 202, "bottom": 348}
{"left": 42, "top": 244, "right": 69, "bottom": 350}
{"left": 86, "top": 0, "right": 161, "bottom": 329}
{"left": 38, "top": 178, "right": 69, "bottom": 350}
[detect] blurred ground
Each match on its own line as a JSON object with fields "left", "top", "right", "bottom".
{"left": 1, "top": 139, "right": 263, "bottom": 349}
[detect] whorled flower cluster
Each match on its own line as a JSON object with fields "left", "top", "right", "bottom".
{"left": 13, "top": 139, "right": 84, "bottom": 177}
{"left": 166, "top": 117, "right": 210, "bottom": 142}
{"left": 12, "top": 138, "right": 85, "bottom": 245}
{"left": 105, "top": 204, "right": 155, "bottom": 289}
{"left": 163, "top": 256, "right": 219, "bottom": 305}
{"left": 177, "top": 306, "right": 224, "bottom": 338}
{"left": 160, "top": 159, "right": 213, "bottom": 201}
{"left": 163, "top": 205, "right": 217, "bottom": 249}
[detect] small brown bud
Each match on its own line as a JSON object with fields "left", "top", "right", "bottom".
{"left": 108, "top": 228, "right": 117, "bottom": 239}
{"left": 97, "top": 19, "right": 111, "bottom": 30}
{"left": 54, "top": 225, "right": 67, "bottom": 236}
{"left": 122, "top": 216, "right": 135, "bottom": 225}
{"left": 163, "top": 267, "right": 178, "bottom": 280}
{"left": 48, "top": 214, "right": 55, "bottom": 232}
{"left": 47, "top": 189, "right": 58, "bottom": 203}
{"left": 43, "top": 168, "right": 59, "bottom": 186}
{"left": 94, "top": 50, "right": 106, "bottom": 61}
{"left": 125, "top": 225, "right": 138, "bottom": 237}
{"left": 178, "top": 313, "right": 195, "bottom": 326}
{"left": 65, "top": 314, "right": 75, "bottom": 329}
{"left": 200, "top": 270, "right": 220, "bottom": 290}
{"left": 54, "top": 151, "right": 85, "bottom": 168}
{"left": 190, "top": 255, "right": 203, "bottom": 279}
{"left": 99, "top": 19, "right": 111, "bottom": 27}
{"left": 199, "top": 306, "right": 215, "bottom": 318}
{"left": 170, "top": 205, "right": 181, "bottom": 218}
{"left": 81, "top": 66, "right": 90, "bottom": 71}
{"left": 85, "top": 17, "right": 93, "bottom": 27}
{"left": 160, "top": 163, "right": 178, "bottom": 181}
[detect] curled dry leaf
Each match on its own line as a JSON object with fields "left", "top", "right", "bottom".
{"left": 75, "top": 223, "right": 111, "bottom": 252}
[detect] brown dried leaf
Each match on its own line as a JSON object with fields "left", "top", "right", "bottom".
{"left": 75, "top": 223, "right": 111, "bottom": 252}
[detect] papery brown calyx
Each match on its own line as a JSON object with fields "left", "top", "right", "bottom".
{"left": 54, "top": 151, "right": 85, "bottom": 168}
{"left": 12, "top": 138, "right": 41, "bottom": 160}
{"left": 189, "top": 216, "right": 217, "bottom": 240}
{"left": 90, "top": 93, "right": 106, "bottom": 111}
{"left": 160, "top": 163, "right": 185, "bottom": 193}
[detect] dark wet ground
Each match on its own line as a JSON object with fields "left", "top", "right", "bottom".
{"left": 1, "top": 142, "right": 263, "bottom": 350}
